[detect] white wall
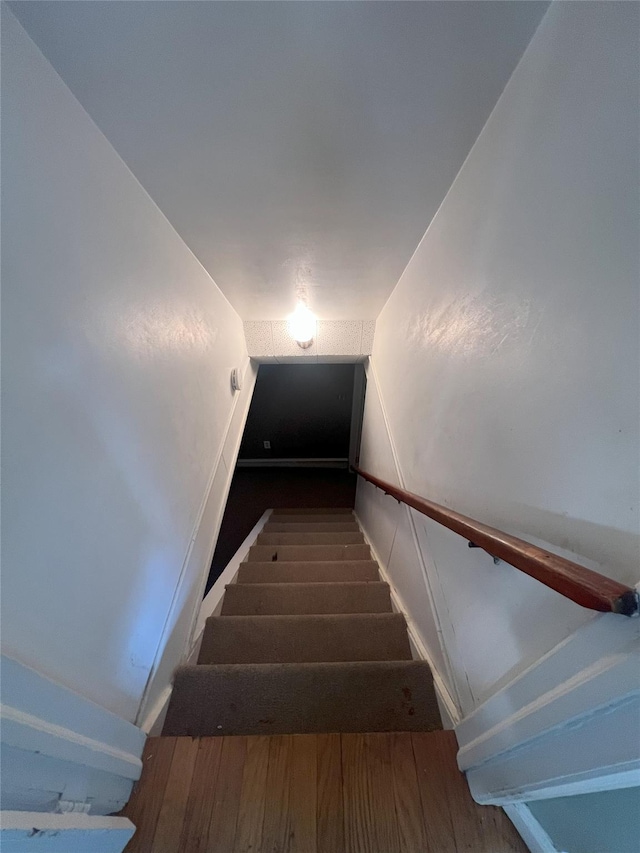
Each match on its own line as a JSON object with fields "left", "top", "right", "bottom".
{"left": 356, "top": 1, "right": 639, "bottom": 716}
{"left": 527, "top": 787, "right": 640, "bottom": 853}
{"left": 1, "top": 6, "right": 251, "bottom": 725}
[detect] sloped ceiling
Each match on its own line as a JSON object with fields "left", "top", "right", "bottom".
{"left": 11, "top": 1, "right": 548, "bottom": 320}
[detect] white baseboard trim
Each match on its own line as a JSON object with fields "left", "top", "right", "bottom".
{"left": 136, "top": 358, "right": 257, "bottom": 729}
{"left": 140, "top": 508, "right": 273, "bottom": 736}
{"left": 457, "top": 615, "right": 640, "bottom": 772}
{"left": 192, "top": 509, "right": 274, "bottom": 643}
{"left": 357, "top": 520, "right": 461, "bottom": 729}
{"left": 503, "top": 804, "right": 560, "bottom": 853}
{"left": 1, "top": 704, "right": 141, "bottom": 781}
{"left": 139, "top": 685, "right": 173, "bottom": 737}
{"left": 0, "top": 811, "right": 135, "bottom": 853}
{"left": 357, "top": 359, "right": 469, "bottom": 712}
{"left": 456, "top": 612, "right": 640, "bottom": 803}
{"left": 1, "top": 656, "right": 145, "bottom": 815}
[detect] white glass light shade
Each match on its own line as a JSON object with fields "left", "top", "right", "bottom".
{"left": 287, "top": 303, "right": 316, "bottom": 345}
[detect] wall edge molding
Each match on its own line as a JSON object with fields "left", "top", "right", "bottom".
{"left": 356, "top": 512, "right": 461, "bottom": 729}
{"left": 457, "top": 616, "right": 640, "bottom": 768}
{"left": 360, "top": 358, "right": 467, "bottom": 711}
{"left": 140, "top": 508, "right": 273, "bottom": 735}
{"left": 0, "top": 704, "right": 142, "bottom": 781}
{"left": 502, "top": 804, "right": 560, "bottom": 853}
{"left": 136, "top": 356, "right": 257, "bottom": 726}
{"left": 1, "top": 656, "right": 145, "bottom": 813}
{"left": 0, "top": 811, "right": 135, "bottom": 852}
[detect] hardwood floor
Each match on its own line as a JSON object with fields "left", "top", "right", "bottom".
{"left": 122, "top": 731, "right": 527, "bottom": 852}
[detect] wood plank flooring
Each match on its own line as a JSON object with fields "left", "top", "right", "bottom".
{"left": 122, "top": 731, "right": 527, "bottom": 852}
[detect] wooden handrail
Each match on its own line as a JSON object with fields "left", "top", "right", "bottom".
{"left": 352, "top": 466, "right": 638, "bottom": 617}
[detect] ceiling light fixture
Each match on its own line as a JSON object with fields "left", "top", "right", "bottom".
{"left": 287, "top": 302, "right": 316, "bottom": 348}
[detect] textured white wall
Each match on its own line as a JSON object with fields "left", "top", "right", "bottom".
{"left": 1, "top": 7, "right": 249, "bottom": 723}
{"left": 357, "top": 2, "right": 639, "bottom": 714}
{"left": 244, "top": 320, "right": 376, "bottom": 363}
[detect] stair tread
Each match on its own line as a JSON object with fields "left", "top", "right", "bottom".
{"left": 237, "top": 560, "right": 379, "bottom": 583}
{"left": 221, "top": 581, "right": 393, "bottom": 615}
{"left": 271, "top": 507, "right": 353, "bottom": 514}
{"left": 267, "top": 514, "right": 357, "bottom": 524}
{"left": 163, "top": 661, "right": 442, "bottom": 737}
{"left": 198, "top": 613, "right": 411, "bottom": 664}
{"left": 257, "top": 531, "right": 365, "bottom": 546}
{"left": 264, "top": 522, "right": 360, "bottom": 533}
{"left": 247, "top": 543, "right": 371, "bottom": 562}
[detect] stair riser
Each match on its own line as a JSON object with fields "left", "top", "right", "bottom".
{"left": 257, "top": 532, "right": 365, "bottom": 546}
{"left": 220, "top": 582, "right": 393, "bottom": 616}
{"left": 264, "top": 522, "right": 360, "bottom": 533}
{"left": 247, "top": 544, "right": 371, "bottom": 562}
{"left": 266, "top": 515, "right": 356, "bottom": 525}
{"left": 237, "top": 561, "right": 379, "bottom": 583}
{"left": 198, "top": 614, "right": 412, "bottom": 664}
{"left": 163, "top": 661, "right": 442, "bottom": 737}
{"left": 271, "top": 508, "right": 353, "bottom": 515}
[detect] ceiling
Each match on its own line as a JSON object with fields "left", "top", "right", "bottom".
{"left": 11, "top": 1, "right": 548, "bottom": 321}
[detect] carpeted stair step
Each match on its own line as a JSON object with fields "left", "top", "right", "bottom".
{"left": 256, "top": 531, "right": 365, "bottom": 546}
{"left": 265, "top": 514, "right": 357, "bottom": 524}
{"left": 198, "top": 613, "right": 412, "bottom": 664}
{"left": 272, "top": 507, "right": 354, "bottom": 513}
{"left": 264, "top": 522, "right": 360, "bottom": 533}
{"left": 237, "top": 560, "right": 379, "bottom": 583}
{"left": 163, "top": 660, "right": 441, "bottom": 737}
{"left": 247, "top": 543, "right": 371, "bottom": 562}
{"left": 220, "top": 581, "right": 394, "bottom": 616}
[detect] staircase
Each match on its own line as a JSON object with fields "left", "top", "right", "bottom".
{"left": 163, "top": 508, "right": 442, "bottom": 737}
{"left": 124, "top": 508, "right": 528, "bottom": 852}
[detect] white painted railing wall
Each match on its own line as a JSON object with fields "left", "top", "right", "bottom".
{"left": 355, "top": 0, "right": 640, "bottom": 810}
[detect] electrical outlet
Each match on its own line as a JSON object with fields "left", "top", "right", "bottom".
{"left": 263, "top": 440, "right": 271, "bottom": 450}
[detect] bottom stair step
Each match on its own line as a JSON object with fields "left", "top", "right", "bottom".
{"left": 163, "top": 661, "right": 442, "bottom": 737}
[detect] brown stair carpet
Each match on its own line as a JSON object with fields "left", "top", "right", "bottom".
{"left": 271, "top": 507, "right": 354, "bottom": 514}
{"left": 198, "top": 613, "right": 412, "bottom": 664}
{"left": 256, "top": 531, "right": 365, "bottom": 546}
{"left": 264, "top": 521, "right": 360, "bottom": 532}
{"left": 220, "top": 581, "right": 393, "bottom": 615}
{"left": 267, "top": 514, "right": 358, "bottom": 524}
{"left": 247, "top": 543, "right": 371, "bottom": 562}
{"left": 237, "top": 559, "right": 379, "bottom": 584}
{"left": 163, "top": 661, "right": 441, "bottom": 736}
{"left": 164, "top": 507, "right": 442, "bottom": 736}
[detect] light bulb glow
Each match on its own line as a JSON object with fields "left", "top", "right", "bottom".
{"left": 287, "top": 303, "right": 316, "bottom": 344}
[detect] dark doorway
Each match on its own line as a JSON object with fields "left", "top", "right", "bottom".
{"left": 238, "top": 363, "right": 355, "bottom": 463}
{"left": 205, "top": 363, "right": 366, "bottom": 593}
